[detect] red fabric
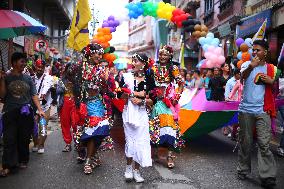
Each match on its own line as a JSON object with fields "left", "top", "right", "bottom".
{"left": 121, "top": 88, "right": 131, "bottom": 94}
{"left": 59, "top": 97, "right": 79, "bottom": 144}
{"left": 163, "top": 97, "right": 172, "bottom": 108}
{"left": 112, "top": 98, "right": 126, "bottom": 112}
{"left": 263, "top": 64, "right": 276, "bottom": 117}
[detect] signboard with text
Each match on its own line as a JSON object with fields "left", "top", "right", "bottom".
{"left": 237, "top": 9, "right": 271, "bottom": 38}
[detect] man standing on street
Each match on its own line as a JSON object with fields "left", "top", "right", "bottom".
{"left": 31, "top": 59, "right": 53, "bottom": 154}
{"left": 238, "top": 40, "right": 279, "bottom": 189}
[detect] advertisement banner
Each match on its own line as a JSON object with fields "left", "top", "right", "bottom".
{"left": 237, "top": 9, "right": 272, "bottom": 38}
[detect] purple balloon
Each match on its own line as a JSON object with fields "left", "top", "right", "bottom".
{"left": 108, "top": 16, "right": 115, "bottom": 21}
{"left": 110, "top": 27, "right": 116, "bottom": 33}
{"left": 236, "top": 38, "right": 245, "bottom": 47}
{"left": 113, "top": 20, "right": 120, "bottom": 27}
{"left": 108, "top": 20, "right": 115, "bottom": 27}
{"left": 102, "top": 22, "right": 109, "bottom": 28}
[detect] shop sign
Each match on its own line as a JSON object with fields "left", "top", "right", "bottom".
{"left": 273, "top": 6, "right": 284, "bottom": 28}
{"left": 218, "top": 22, "right": 231, "bottom": 38}
{"left": 237, "top": 9, "right": 271, "bottom": 38}
{"left": 13, "top": 36, "right": 25, "bottom": 47}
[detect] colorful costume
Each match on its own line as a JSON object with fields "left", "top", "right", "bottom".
{"left": 76, "top": 45, "right": 111, "bottom": 146}
{"left": 149, "top": 46, "right": 184, "bottom": 151}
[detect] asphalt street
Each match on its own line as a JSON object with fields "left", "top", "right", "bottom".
{"left": 0, "top": 113, "right": 284, "bottom": 189}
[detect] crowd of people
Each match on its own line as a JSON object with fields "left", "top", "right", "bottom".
{"left": 0, "top": 40, "right": 283, "bottom": 188}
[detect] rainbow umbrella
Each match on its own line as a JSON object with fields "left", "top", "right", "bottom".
{"left": 0, "top": 10, "right": 47, "bottom": 39}
{"left": 178, "top": 89, "right": 239, "bottom": 140}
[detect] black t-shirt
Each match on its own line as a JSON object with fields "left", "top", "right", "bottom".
{"left": 3, "top": 73, "right": 37, "bottom": 112}
{"left": 209, "top": 76, "right": 226, "bottom": 101}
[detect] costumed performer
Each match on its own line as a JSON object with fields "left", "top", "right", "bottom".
{"left": 150, "top": 45, "right": 185, "bottom": 169}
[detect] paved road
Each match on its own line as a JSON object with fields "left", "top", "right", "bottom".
{"left": 0, "top": 114, "right": 284, "bottom": 189}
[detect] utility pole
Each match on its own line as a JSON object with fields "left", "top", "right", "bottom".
{"left": 8, "top": 0, "right": 13, "bottom": 68}
{"left": 90, "top": 2, "right": 99, "bottom": 37}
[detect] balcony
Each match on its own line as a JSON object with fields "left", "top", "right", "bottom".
{"left": 204, "top": 9, "right": 214, "bottom": 25}
{"left": 217, "top": 0, "right": 234, "bottom": 21}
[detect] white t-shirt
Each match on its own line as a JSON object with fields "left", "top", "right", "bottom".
{"left": 33, "top": 73, "right": 53, "bottom": 112}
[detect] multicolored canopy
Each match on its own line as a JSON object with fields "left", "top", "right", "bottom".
{"left": 179, "top": 89, "right": 239, "bottom": 139}
{"left": 0, "top": 10, "right": 47, "bottom": 39}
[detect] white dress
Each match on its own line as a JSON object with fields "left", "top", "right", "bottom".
{"left": 122, "top": 73, "right": 152, "bottom": 167}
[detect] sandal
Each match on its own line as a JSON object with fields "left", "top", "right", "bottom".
{"left": 84, "top": 159, "right": 93, "bottom": 175}
{"left": 0, "top": 169, "right": 10, "bottom": 177}
{"left": 62, "top": 144, "right": 72, "bottom": 152}
{"left": 91, "top": 156, "right": 101, "bottom": 169}
{"left": 167, "top": 156, "right": 175, "bottom": 169}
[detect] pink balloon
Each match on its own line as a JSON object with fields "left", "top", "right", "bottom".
{"left": 204, "top": 52, "right": 211, "bottom": 59}
{"left": 210, "top": 54, "right": 217, "bottom": 61}
{"left": 214, "top": 47, "right": 223, "bottom": 55}
{"left": 217, "top": 56, "right": 225, "bottom": 65}
{"left": 208, "top": 46, "right": 215, "bottom": 53}
{"left": 206, "top": 60, "right": 213, "bottom": 68}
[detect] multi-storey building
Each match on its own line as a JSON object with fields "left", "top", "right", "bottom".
{"left": 0, "top": 0, "right": 75, "bottom": 69}
{"left": 238, "top": 0, "right": 284, "bottom": 63}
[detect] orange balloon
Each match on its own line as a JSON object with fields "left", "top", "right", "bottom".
{"left": 242, "top": 52, "right": 251, "bottom": 62}
{"left": 92, "top": 38, "right": 100, "bottom": 44}
{"left": 194, "top": 24, "right": 201, "bottom": 31}
{"left": 103, "top": 27, "right": 111, "bottom": 34}
{"left": 201, "top": 25, "right": 208, "bottom": 32}
{"left": 192, "top": 31, "right": 197, "bottom": 37}
{"left": 237, "top": 60, "right": 244, "bottom": 69}
{"left": 101, "top": 42, "right": 110, "bottom": 49}
{"left": 195, "top": 31, "right": 201, "bottom": 38}
{"left": 97, "top": 28, "right": 103, "bottom": 33}
{"left": 240, "top": 43, "right": 249, "bottom": 52}
{"left": 104, "top": 34, "right": 112, "bottom": 41}
{"left": 200, "top": 31, "right": 207, "bottom": 37}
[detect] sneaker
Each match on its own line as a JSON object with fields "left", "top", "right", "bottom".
{"left": 133, "top": 169, "right": 144, "bottom": 183}
{"left": 62, "top": 144, "right": 72, "bottom": 152}
{"left": 32, "top": 147, "right": 38, "bottom": 152}
{"left": 277, "top": 147, "right": 284, "bottom": 157}
{"left": 124, "top": 165, "right": 133, "bottom": 181}
{"left": 37, "top": 148, "right": 45, "bottom": 154}
{"left": 261, "top": 177, "right": 276, "bottom": 189}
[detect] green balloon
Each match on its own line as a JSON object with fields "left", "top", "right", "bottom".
{"left": 104, "top": 47, "right": 110, "bottom": 53}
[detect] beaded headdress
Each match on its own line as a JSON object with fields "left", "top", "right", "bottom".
{"left": 82, "top": 43, "right": 104, "bottom": 58}
{"left": 159, "top": 45, "right": 173, "bottom": 56}
{"left": 132, "top": 53, "right": 154, "bottom": 69}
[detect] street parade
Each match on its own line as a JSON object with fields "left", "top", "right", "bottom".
{"left": 0, "top": 0, "right": 284, "bottom": 188}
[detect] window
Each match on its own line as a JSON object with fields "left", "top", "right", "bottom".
{"left": 205, "top": 0, "right": 214, "bottom": 13}
{"left": 204, "top": 0, "right": 214, "bottom": 24}
{"left": 219, "top": 0, "right": 234, "bottom": 13}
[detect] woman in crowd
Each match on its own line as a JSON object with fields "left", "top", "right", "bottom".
{"left": 57, "top": 63, "right": 80, "bottom": 152}
{"left": 0, "top": 52, "right": 45, "bottom": 177}
{"left": 120, "top": 53, "right": 155, "bottom": 183}
{"left": 204, "top": 69, "right": 213, "bottom": 100}
{"left": 150, "top": 45, "right": 184, "bottom": 169}
{"left": 221, "top": 62, "right": 231, "bottom": 83}
{"left": 76, "top": 43, "right": 111, "bottom": 175}
{"left": 209, "top": 67, "right": 226, "bottom": 101}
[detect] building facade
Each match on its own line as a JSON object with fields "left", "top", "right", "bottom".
{"left": 238, "top": 0, "right": 284, "bottom": 64}
{"left": 0, "top": 0, "right": 74, "bottom": 70}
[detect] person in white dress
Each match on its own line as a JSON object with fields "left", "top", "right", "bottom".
{"left": 120, "top": 53, "right": 155, "bottom": 183}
